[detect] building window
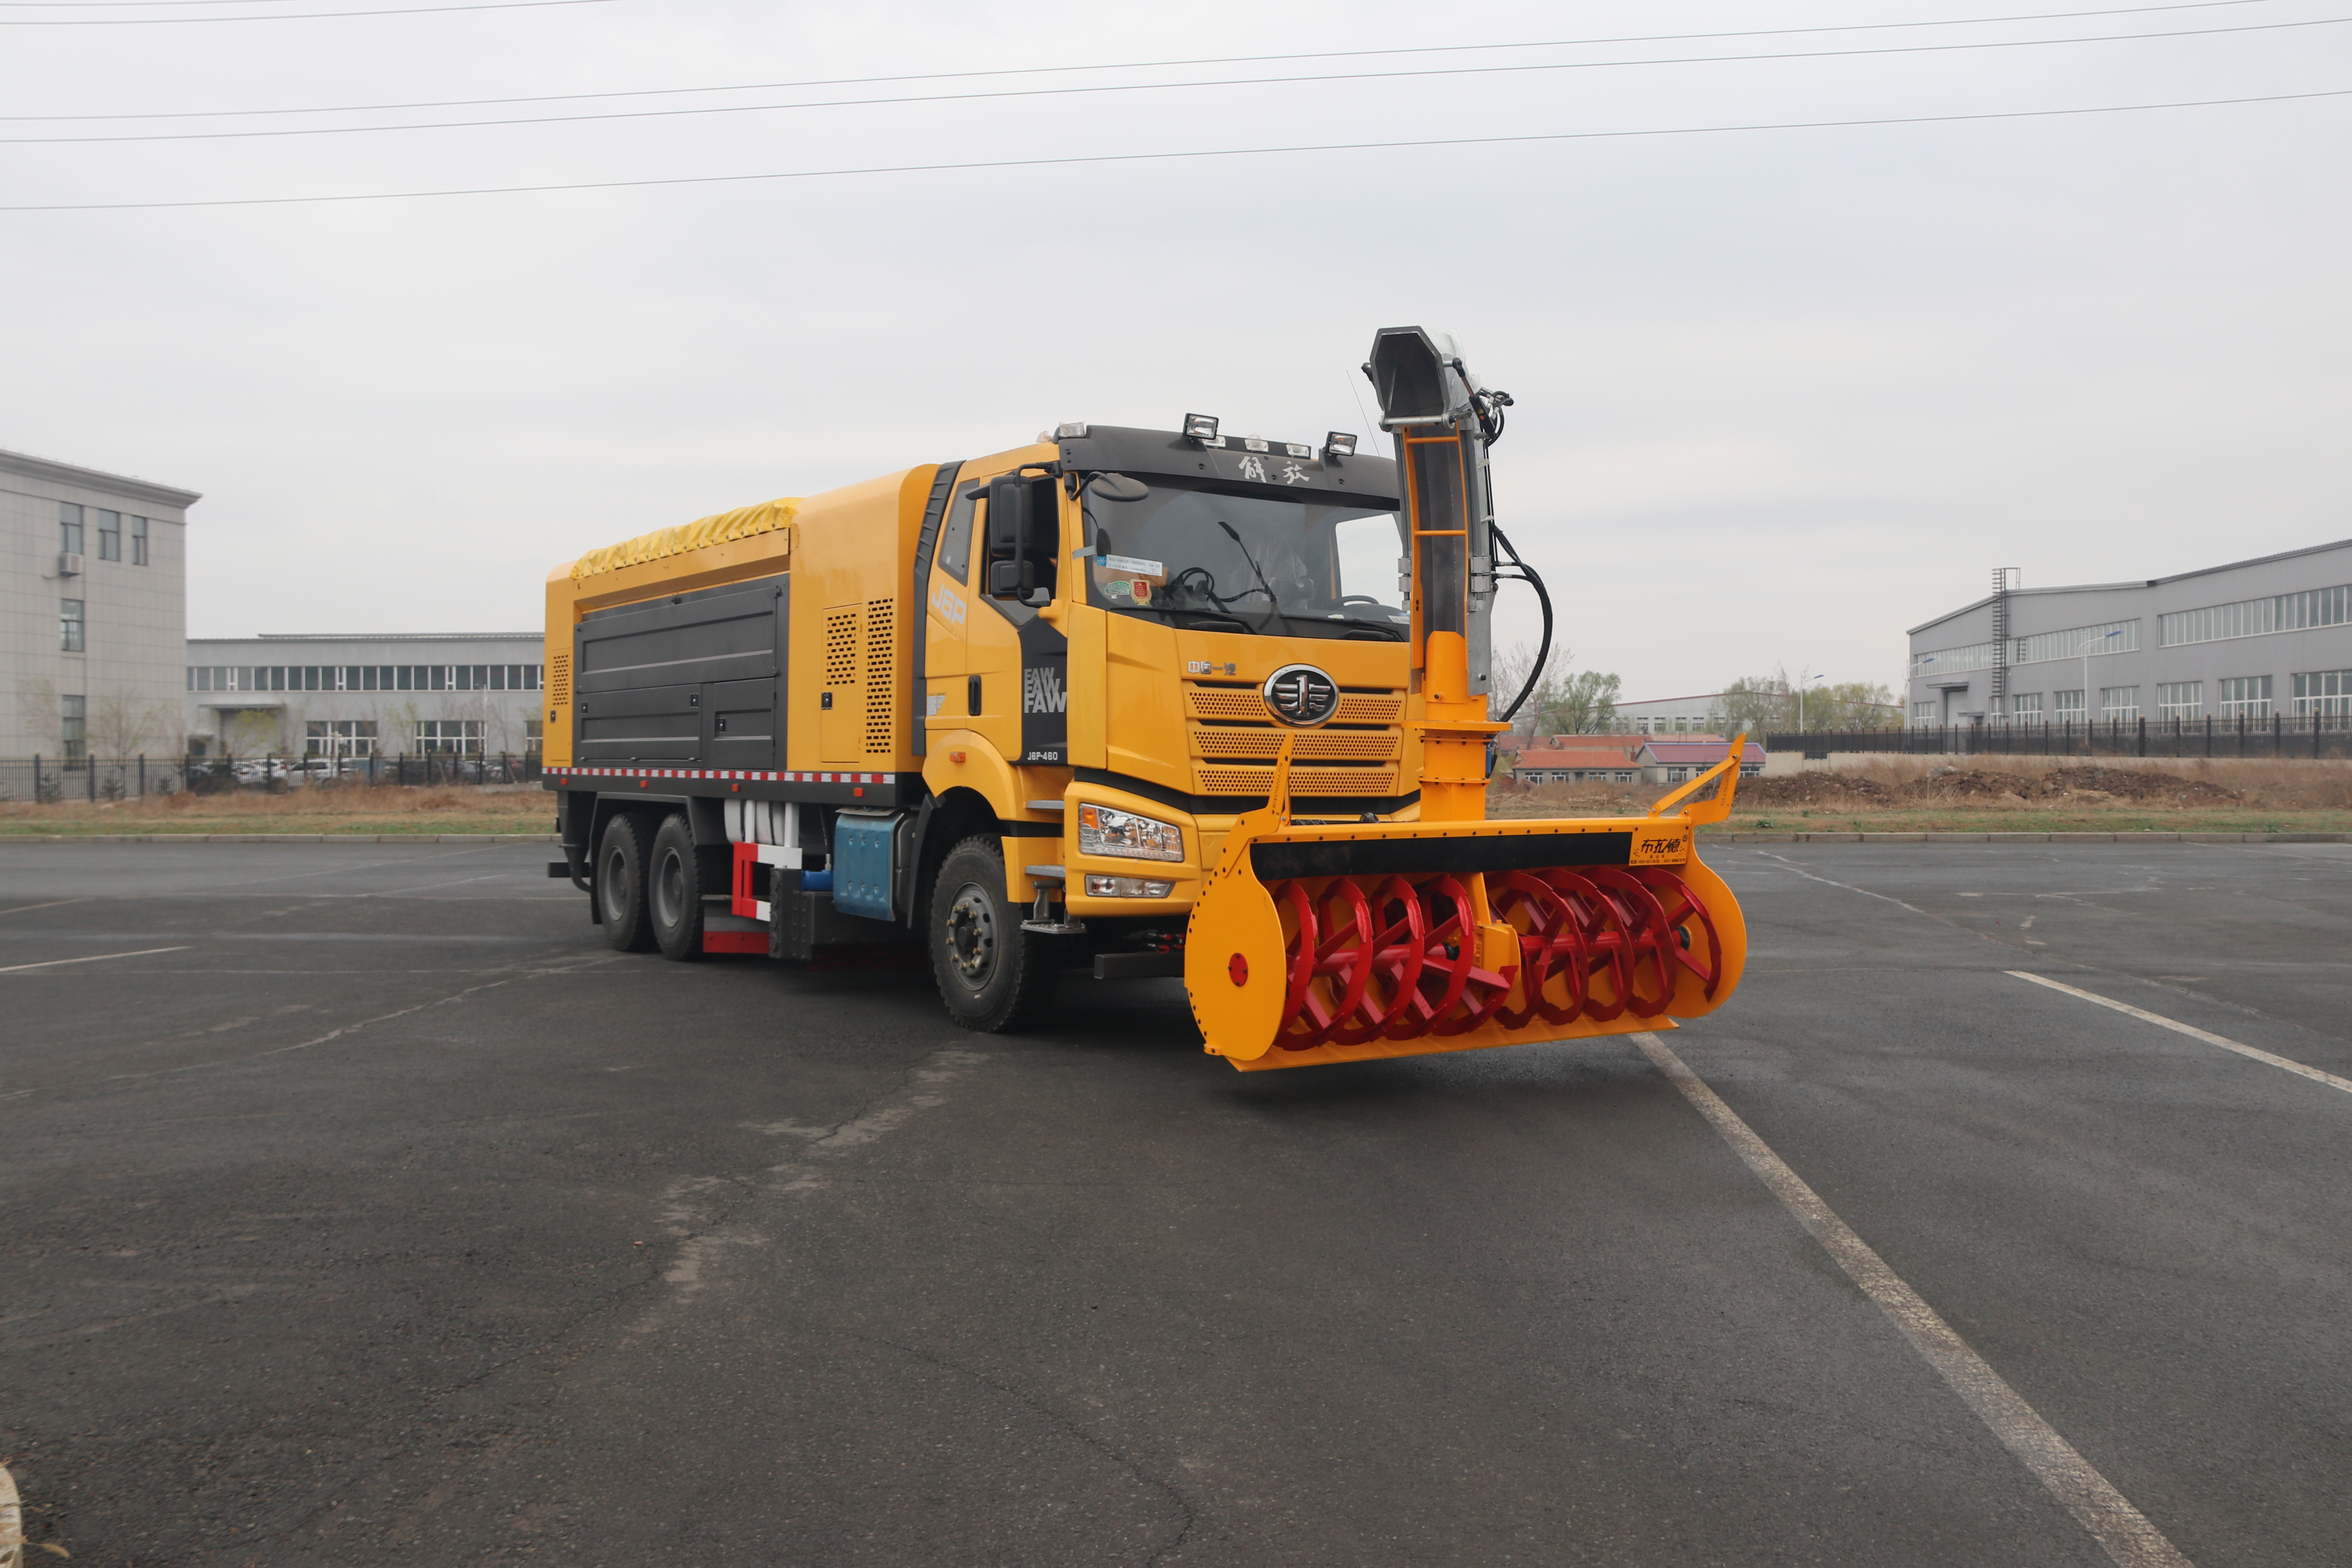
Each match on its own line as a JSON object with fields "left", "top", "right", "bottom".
{"left": 2010, "top": 693, "right": 2043, "bottom": 719}
{"left": 2054, "top": 690, "right": 2085, "bottom": 717}
{"left": 2009, "top": 620, "right": 2141, "bottom": 667}
{"left": 1911, "top": 642, "right": 1998, "bottom": 677}
{"left": 2156, "top": 682, "right": 2202, "bottom": 720}
{"left": 59, "top": 502, "right": 84, "bottom": 555}
{"left": 306, "top": 719, "right": 378, "bottom": 759}
{"left": 131, "top": 515, "right": 149, "bottom": 566}
{"left": 524, "top": 717, "right": 544, "bottom": 753}
{"left": 60, "top": 695, "right": 85, "bottom": 760}
{"left": 2099, "top": 686, "right": 2139, "bottom": 720}
{"left": 2292, "top": 670, "right": 2351, "bottom": 717}
{"left": 95, "top": 510, "right": 122, "bottom": 561}
{"left": 2161, "top": 584, "right": 2351, "bottom": 647}
{"left": 415, "top": 719, "right": 484, "bottom": 754}
{"left": 60, "top": 599, "right": 84, "bottom": 652}
{"left": 2217, "top": 676, "right": 2273, "bottom": 718}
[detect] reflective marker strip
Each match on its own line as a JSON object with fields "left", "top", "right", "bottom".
{"left": 544, "top": 768, "right": 890, "bottom": 783}
{"left": 2009, "top": 971, "right": 2352, "bottom": 1097}
{"left": 1632, "top": 1031, "right": 2196, "bottom": 1568}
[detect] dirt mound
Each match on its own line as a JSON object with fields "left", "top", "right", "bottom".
{"left": 1893, "top": 767, "right": 2046, "bottom": 803}
{"left": 2044, "top": 766, "right": 2240, "bottom": 804}
{"left": 1737, "top": 772, "right": 1893, "bottom": 806}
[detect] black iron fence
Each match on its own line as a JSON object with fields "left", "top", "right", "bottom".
{"left": 1766, "top": 715, "right": 2352, "bottom": 760}
{"left": 1, "top": 751, "right": 544, "bottom": 804}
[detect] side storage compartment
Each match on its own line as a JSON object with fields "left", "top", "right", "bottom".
{"left": 575, "top": 575, "right": 788, "bottom": 769}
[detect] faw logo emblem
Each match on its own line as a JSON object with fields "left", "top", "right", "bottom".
{"left": 929, "top": 580, "right": 967, "bottom": 627}
{"left": 1261, "top": 663, "right": 1339, "bottom": 727}
{"left": 1023, "top": 665, "right": 1066, "bottom": 715}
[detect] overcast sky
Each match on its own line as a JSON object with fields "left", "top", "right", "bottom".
{"left": 4, "top": 0, "right": 2346, "bottom": 700}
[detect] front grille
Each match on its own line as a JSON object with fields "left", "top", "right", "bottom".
{"left": 1192, "top": 728, "right": 1398, "bottom": 760}
{"left": 1197, "top": 766, "right": 1399, "bottom": 797}
{"left": 1184, "top": 688, "right": 1403, "bottom": 725}
{"left": 1183, "top": 682, "right": 1406, "bottom": 796}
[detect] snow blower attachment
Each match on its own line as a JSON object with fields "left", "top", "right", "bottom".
{"left": 1182, "top": 327, "right": 1749, "bottom": 1068}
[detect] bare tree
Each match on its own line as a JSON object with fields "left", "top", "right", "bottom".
{"left": 1491, "top": 641, "right": 1563, "bottom": 739}
{"left": 14, "top": 677, "right": 61, "bottom": 752}
{"left": 85, "top": 687, "right": 176, "bottom": 757}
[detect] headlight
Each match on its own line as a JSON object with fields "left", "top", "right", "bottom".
{"left": 1076, "top": 802, "right": 1183, "bottom": 862}
{"left": 1085, "top": 875, "right": 1174, "bottom": 899}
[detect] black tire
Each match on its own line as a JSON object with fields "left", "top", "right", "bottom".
{"left": 649, "top": 813, "right": 707, "bottom": 962}
{"left": 929, "top": 835, "right": 1058, "bottom": 1032}
{"left": 597, "top": 812, "right": 656, "bottom": 953}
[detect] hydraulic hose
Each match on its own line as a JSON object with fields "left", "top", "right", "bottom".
{"left": 1488, "top": 520, "right": 1553, "bottom": 724}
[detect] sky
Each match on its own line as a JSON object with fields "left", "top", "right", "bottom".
{"left": 2, "top": 0, "right": 2347, "bottom": 702}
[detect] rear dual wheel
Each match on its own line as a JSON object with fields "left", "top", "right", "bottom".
{"left": 599, "top": 811, "right": 706, "bottom": 959}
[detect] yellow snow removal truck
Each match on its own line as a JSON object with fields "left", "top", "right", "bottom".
{"left": 541, "top": 327, "right": 1748, "bottom": 1069}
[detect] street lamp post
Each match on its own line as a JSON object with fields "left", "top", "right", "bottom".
{"left": 1797, "top": 669, "right": 1828, "bottom": 733}
{"left": 2078, "top": 627, "right": 2125, "bottom": 753}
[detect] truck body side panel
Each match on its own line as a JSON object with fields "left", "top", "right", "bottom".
{"left": 575, "top": 576, "right": 787, "bottom": 771}
{"left": 781, "top": 466, "right": 940, "bottom": 778}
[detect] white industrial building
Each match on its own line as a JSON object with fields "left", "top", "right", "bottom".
{"left": 187, "top": 632, "right": 546, "bottom": 761}
{"left": 1481, "top": 544, "right": 2345, "bottom": 744}
{"left": 0, "top": 446, "right": 198, "bottom": 759}
{"left": 1907, "top": 541, "right": 2352, "bottom": 727}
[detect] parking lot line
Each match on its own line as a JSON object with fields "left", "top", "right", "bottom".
{"left": 0, "top": 946, "right": 189, "bottom": 974}
{"left": 1633, "top": 1031, "right": 2194, "bottom": 1568}
{"left": 2007, "top": 971, "right": 2352, "bottom": 1097}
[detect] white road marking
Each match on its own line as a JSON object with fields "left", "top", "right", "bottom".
{"left": 0, "top": 898, "right": 82, "bottom": 917}
{"left": 1632, "top": 1031, "right": 2194, "bottom": 1568}
{"left": 2008, "top": 971, "right": 2352, "bottom": 1097}
{"left": 0, "top": 946, "right": 189, "bottom": 973}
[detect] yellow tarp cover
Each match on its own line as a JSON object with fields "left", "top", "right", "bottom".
{"left": 569, "top": 497, "right": 801, "bottom": 581}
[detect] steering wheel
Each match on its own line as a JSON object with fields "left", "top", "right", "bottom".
{"left": 1338, "top": 594, "right": 1386, "bottom": 606}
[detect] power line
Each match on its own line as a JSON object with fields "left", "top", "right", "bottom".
{"left": 4, "top": 86, "right": 2341, "bottom": 212}
{"left": 7, "top": 14, "right": 2340, "bottom": 143}
{"left": 0, "top": 0, "right": 2283, "bottom": 115}
{"left": 0, "top": 0, "right": 617, "bottom": 22}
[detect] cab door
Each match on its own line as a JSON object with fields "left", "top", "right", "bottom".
{"left": 966, "top": 472, "right": 1069, "bottom": 766}
{"left": 922, "top": 470, "right": 980, "bottom": 746}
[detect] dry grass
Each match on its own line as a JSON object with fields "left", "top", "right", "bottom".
{"left": 1491, "top": 756, "right": 2352, "bottom": 835}
{"left": 0, "top": 783, "right": 552, "bottom": 836}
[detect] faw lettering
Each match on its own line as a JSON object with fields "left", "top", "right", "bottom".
{"left": 1023, "top": 666, "right": 1066, "bottom": 715}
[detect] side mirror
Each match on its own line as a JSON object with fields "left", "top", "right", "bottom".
{"left": 983, "top": 473, "right": 1058, "bottom": 602}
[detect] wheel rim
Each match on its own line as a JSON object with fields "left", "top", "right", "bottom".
{"left": 653, "top": 847, "right": 686, "bottom": 929}
{"left": 601, "top": 847, "right": 632, "bottom": 924}
{"left": 943, "top": 880, "right": 997, "bottom": 991}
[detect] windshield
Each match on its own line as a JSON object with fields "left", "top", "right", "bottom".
{"left": 1081, "top": 475, "right": 1408, "bottom": 639}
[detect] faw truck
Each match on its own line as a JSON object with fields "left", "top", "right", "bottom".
{"left": 541, "top": 328, "right": 1748, "bottom": 1069}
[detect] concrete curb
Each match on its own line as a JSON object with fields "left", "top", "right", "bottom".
{"left": 0, "top": 833, "right": 561, "bottom": 844}
{"left": 1702, "top": 831, "right": 2348, "bottom": 845}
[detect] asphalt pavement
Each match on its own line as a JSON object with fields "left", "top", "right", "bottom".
{"left": 2, "top": 838, "right": 2347, "bottom": 1566}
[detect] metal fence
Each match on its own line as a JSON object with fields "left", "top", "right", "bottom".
{"left": 0, "top": 751, "right": 544, "bottom": 804}
{"left": 1765, "top": 715, "right": 2352, "bottom": 760}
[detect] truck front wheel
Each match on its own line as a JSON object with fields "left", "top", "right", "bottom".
{"left": 597, "top": 812, "right": 655, "bottom": 952}
{"left": 929, "top": 835, "right": 1057, "bottom": 1032}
